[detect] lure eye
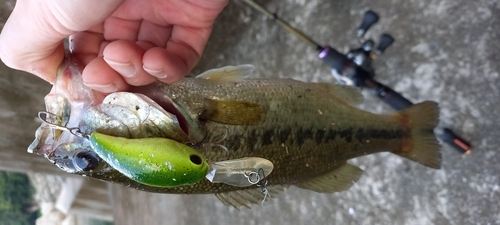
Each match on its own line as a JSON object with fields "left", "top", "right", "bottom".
{"left": 189, "top": 154, "right": 203, "bottom": 165}
{"left": 73, "top": 151, "right": 99, "bottom": 171}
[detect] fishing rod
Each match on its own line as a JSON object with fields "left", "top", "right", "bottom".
{"left": 238, "top": 0, "right": 471, "bottom": 154}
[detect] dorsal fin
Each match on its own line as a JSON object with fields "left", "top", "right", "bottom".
{"left": 296, "top": 163, "right": 363, "bottom": 193}
{"left": 196, "top": 64, "right": 255, "bottom": 81}
{"left": 313, "top": 83, "right": 364, "bottom": 106}
{"left": 214, "top": 185, "right": 287, "bottom": 208}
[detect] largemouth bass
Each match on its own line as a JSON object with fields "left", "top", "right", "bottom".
{"left": 30, "top": 54, "right": 441, "bottom": 208}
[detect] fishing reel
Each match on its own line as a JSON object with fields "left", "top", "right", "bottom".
{"left": 324, "top": 10, "right": 394, "bottom": 88}
{"left": 318, "top": 11, "right": 414, "bottom": 111}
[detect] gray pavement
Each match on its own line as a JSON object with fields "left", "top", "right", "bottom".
{"left": 1, "top": 0, "right": 499, "bottom": 224}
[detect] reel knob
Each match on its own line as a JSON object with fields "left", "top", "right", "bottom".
{"left": 375, "top": 33, "right": 395, "bottom": 54}
{"left": 357, "top": 10, "right": 380, "bottom": 37}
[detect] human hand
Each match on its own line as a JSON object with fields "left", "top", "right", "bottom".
{"left": 0, "top": 0, "right": 228, "bottom": 93}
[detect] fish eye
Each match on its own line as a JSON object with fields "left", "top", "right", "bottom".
{"left": 73, "top": 151, "right": 99, "bottom": 171}
{"left": 189, "top": 154, "right": 202, "bottom": 165}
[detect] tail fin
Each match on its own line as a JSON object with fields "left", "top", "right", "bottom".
{"left": 393, "top": 101, "right": 441, "bottom": 169}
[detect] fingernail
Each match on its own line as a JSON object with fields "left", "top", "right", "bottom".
{"left": 144, "top": 67, "right": 167, "bottom": 79}
{"left": 84, "top": 82, "right": 117, "bottom": 93}
{"left": 104, "top": 58, "right": 136, "bottom": 78}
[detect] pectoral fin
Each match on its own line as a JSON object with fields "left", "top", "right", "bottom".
{"left": 201, "top": 99, "right": 266, "bottom": 125}
{"left": 214, "top": 185, "right": 286, "bottom": 208}
{"left": 297, "top": 163, "right": 363, "bottom": 193}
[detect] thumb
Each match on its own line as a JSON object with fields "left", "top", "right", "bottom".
{"left": 0, "top": 0, "right": 125, "bottom": 83}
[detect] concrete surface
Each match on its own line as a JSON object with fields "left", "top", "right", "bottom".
{"left": 1, "top": 0, "right": 499, "bottom": 224}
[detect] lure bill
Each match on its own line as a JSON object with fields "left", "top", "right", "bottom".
{"left": 206, "top": 157, "right": 274, "bottom": 187}
{"left": 30, "top": 54, "right": 441, "bottom": 208}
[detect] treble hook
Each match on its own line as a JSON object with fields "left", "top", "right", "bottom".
{"left": 38, "top": 111, "right": 87, "bottom": 138}
{"left": 244, "top": 168, "right": 271, "bottom": 206}
{"left": 256, "top": 168, "right": 270, "bottom": 205}
{"left": 203, "top": 126, "right": 230, "bottom": 152}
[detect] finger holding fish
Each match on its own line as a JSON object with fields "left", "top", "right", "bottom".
{"left": 102, "top": 40, "right": 158, "bottom": 86}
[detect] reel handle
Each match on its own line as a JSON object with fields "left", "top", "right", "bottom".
{"left": 357, "top": 10, "right": 380, "bottom": 37}
{"left": 376, "top": 34, "right": 395, "bottom": 54}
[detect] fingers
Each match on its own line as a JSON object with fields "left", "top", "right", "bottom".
{"left": 82, "top": 57, "right": 128, "bottom": 93}
{"left": 137, "top": 21, "right": 172, "bottom": 47}
{"left": 0, "top": 0, "right": 125, "bottom": 83}
{"left": 137, "top": 0, "right": 228, "bottom": 82}
{"left": 98, "top": 17, "right": 207, "bottom": 84}
{"left": 0, "top": 0, "right": 229, "bottom": 88}
{"left": 82, "top": 39, "right": 161, "bottom": 93}
{"left": 102, "top": 40, "right": 157, "bottom": 86}
{"left": 104, "top": 0, "right": 229, "bottom": 83}
{"left": 0, "top": 0, "right": 65, "bottom": 83}
{"left": 45, "top": 0, "right": 126, "bottom": 33}
{"left": 70, "top": 30, "right": 106, "bottom": 66}
{"left": 103, "top": 17, "right": 141, "bottom": 41}
{"left": 185, "top": 0, "right": 229, "bottom": 11}
{"left": 142, "top": 47, "right": 190, "bottom": 83}
{"left": 87, "top": 34, "right": 200, "bottom": 88}
{"left": 141, "top": 25, "right": 212, "bottom": 83}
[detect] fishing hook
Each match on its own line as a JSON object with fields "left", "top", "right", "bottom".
{"left": 244, "top": 168, "right": 271, "bottom": 206}
{"left": 256, "top": 168, "right": 270, "bottom": 206}
{"left": 38, "top": 111, "right": 87, "bottom": 138}
{"left": 203, "top": 126, "right": 230, "bottom": 152}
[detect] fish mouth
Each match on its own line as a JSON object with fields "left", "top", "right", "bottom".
{"left": 150, "top": 97, "right": 190, "bottom": 138}
{"left": 130, "top": 85, "right": 191, "bottom": 139}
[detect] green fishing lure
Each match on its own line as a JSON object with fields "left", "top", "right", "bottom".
{"left": 89, "top": 132, "right": 209, "bottom": 187}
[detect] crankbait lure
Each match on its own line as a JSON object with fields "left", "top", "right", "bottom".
{"left": 89, "top": 132, "right": 209, "bottom": 187}
{"left": 37, "top": 111, "right": 209, "bottom": 187}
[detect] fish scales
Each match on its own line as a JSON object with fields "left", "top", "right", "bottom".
{"left": 126, "top": 77, "right": 413, "bottom": 193}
